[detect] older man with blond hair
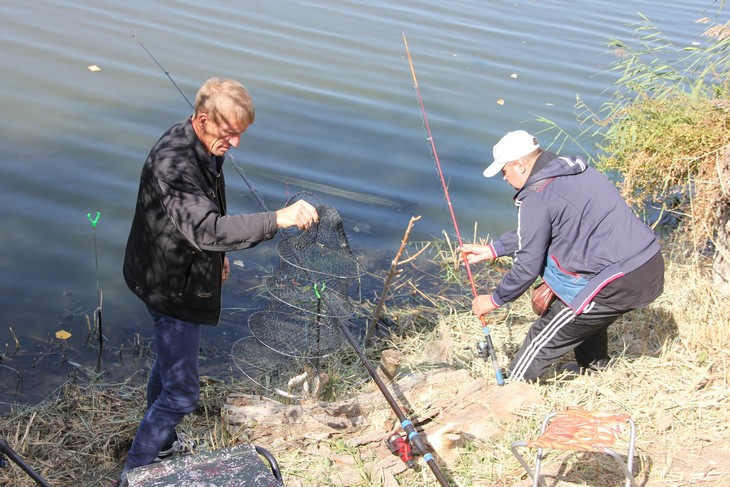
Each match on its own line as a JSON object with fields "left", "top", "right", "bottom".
{"left": 119, "top": 78, "right": 318, "bottom": 483}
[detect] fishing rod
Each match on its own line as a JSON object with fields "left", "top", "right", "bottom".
{"left": 87, "top": 210, "right": 104, "bottom": 372}
{"left": 264, "top": 201, "right": 449, "bottom": 483}
{"left": 130, "top": 31, "right": 265, "bottom": 205}
{"left": 402, "top": 32, "right": 504, "bottom": 386}
{"left": 0, "top": 437, "right": 53, "bottom": 487}
{"left": 131, "top": 31, "right": 193, "bottom": 110}
{"left": 131, "top": 33, "right": 451, "bottom": 485}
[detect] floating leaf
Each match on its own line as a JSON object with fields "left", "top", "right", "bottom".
{"left": 496, "top": 99, "right": 505, "bottom": 105}
{"left": 87, "top": 65, "right": 101, "bottom": 72}
{"left": 510, "top": 73, "right": 518, "bottom": 78}
{"left": 56, "top": 330, "right": 72, "bottom": 340}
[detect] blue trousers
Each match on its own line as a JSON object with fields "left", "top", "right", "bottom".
{"left": 123, "top": 308, "right": 201, "bottom": 472}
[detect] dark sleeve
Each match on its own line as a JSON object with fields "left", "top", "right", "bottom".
{"left": 493, "top": 230, "right": 518, "bottom": 257}
{"left": 158, "top": 164, "right": 277, "bottom": 252}
{"left": 492, "top": 193, "right": 551, "bottom": 306}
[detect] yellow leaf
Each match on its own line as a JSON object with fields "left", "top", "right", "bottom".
{"left": 88, "top": 65, "right": 101, "bottom": 72}
{"left": 56, "top": 330, "right": 72, "bottom": 340}
{"left": 497, "top": 99, "right": 505, "bottom": 105}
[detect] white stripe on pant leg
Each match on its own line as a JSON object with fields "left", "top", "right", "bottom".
{"left": 510, "top": 307, "right": 574, "bottom": 380}
{"left": 510, "top": 307, "right": 576, "bottom": 381}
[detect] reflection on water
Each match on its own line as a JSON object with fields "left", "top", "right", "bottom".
{"left": 0, "top": 0, "right": 712, "bottom": 411}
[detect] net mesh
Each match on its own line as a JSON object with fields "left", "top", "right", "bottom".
{"left": 231, "top": 192, "right": 362, "bottom": 399}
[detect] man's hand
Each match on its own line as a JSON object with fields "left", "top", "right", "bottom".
{"left": 473, "top": 294, "right": 498, "bottom": 318}
{"left": 275, "top": 200, "right": 319, "bottom": 230}
{"left": 222, "top": 257, "right": 230, "bottom": 282}
{"left": 458, "top": 243, "right": 496, "bottom": 265}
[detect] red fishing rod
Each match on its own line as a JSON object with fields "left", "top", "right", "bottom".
{"left": 402, "top": 32, "right": 504, "bottom": 386}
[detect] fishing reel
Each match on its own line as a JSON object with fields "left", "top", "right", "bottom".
{"left": 462, "top": 340, "right": 490, "bottom": 362}
{"left": 472, "top": 339, "right": 507, "bottom": 385}
{"left": 385, "top": 432, "right": 414, "bottom": 468}
{"left": 474, "top": 340, "right": 489, "bottom": 361}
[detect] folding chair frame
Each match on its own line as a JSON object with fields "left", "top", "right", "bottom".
{"left": 510, "top": 411, "right": 637, "bottom": 487}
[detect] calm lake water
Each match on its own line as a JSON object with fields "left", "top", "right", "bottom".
{"left": 0, "top": 0, "right": 715, "bottom": 411}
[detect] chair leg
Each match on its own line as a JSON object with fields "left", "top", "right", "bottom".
{"left": 510, "top": 441, "right": 546, "bottom": 487}
{"left": 604, "top": 417, "right": 637, "bottom": 487}
{"left": 626, "top": 418, "right": 636, "bottom": 487}
{"left": 604, "top": 448, "right": 636, "bottom": 487}
{"left": 530, "top": 412, "right": 558, "bottom": 487}
{"left": 532, "top": 446, "right": 545, "bottom": 487}
{"left": 510, "top": 442, "right": 535, "bottom": 482}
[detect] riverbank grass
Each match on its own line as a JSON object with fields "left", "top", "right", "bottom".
{"left": 0, "top": 238, "right": 728, "bottom": 486}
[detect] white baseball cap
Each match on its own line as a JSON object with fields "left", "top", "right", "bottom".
{"left": 483, "top": 130, "right": 540, "bottom": 178}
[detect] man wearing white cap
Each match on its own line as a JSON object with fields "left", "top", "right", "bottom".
{"left": 459, "top": 130, "right": 664, "bottom": 381}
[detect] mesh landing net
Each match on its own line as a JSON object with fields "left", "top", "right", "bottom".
{"left": 231, "top": 192, "right": 362, "bottom": 400}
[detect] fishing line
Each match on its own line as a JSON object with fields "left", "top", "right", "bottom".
{"left": 131, "top": 33, "right": 451, "bottom": 484}
{"left": 131, "top": 31, "right": 193, "bottom": 110}
{"left": 130, "top": 31, "right": 268, "bottom": 213}
{"left": 402, "top": 32, "right": 504, "bottom": 386}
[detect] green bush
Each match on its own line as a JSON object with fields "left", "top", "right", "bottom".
{"left": 544, "top": 10, "right": 730, "bottom": 247}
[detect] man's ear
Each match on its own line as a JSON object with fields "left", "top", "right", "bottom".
{"left": 515, "top": 159, "right": 527, "bottom": 173}
{"left": 194, "top": 112, "right": 209, "bottom": 130}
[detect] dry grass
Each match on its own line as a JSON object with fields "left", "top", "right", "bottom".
{"left": 0, "top": 374, "right": 265, "bottom": 486}
{"left": 0, "top": 237, "right": 728, "bottom": 486}
{"left": 384, "top": 238, "right": 730, "bottom": 486}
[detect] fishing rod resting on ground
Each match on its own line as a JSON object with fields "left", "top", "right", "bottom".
{"left": 402, "top": 32, "right": 505, "bottom": 386}
{"left": 131, "top": 33, "right": 451, "bottom": 485}
{"left": 0, "top": 437, "right": 53, "bottom": 487}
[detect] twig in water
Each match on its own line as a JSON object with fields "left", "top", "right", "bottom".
{"left": 84, "top": 314, "right": 92, "bottom": 346}
{"left": 365, "top": 216, "right": 421, "bottom": 346}
{"left": 407, "top": 280, "right": 440, "bottom": 308}
{"left": 8, "top": 326, "right": 20, "bottom": 356}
